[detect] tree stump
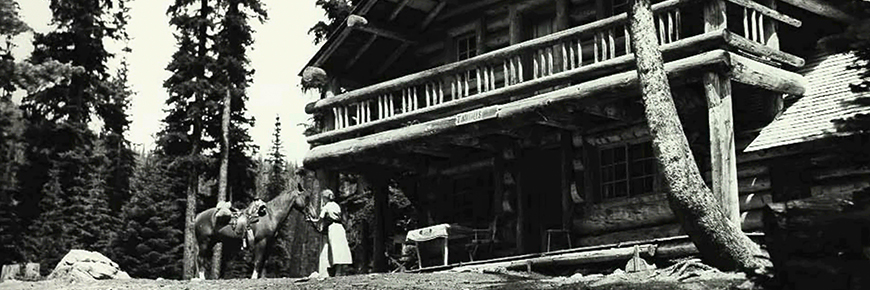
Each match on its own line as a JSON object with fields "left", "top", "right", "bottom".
{"left": 23, "top": 263, "right": 40, "bottom": 280}
{"left": 763, "top": 188, "right": 870, "bottom": 290}
{"left": 1, "top": 264, "right": 20, "bottom": 282}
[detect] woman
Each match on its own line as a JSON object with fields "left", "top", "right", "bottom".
{"left": 307, "top": 189, "right": 352, "bottom": 277}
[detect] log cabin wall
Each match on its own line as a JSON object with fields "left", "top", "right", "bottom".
{"left": 567, "top": 83, "right": 778, "bottom": 247}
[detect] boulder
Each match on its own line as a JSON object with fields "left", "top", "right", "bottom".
{"left": 48, "top": 250, "right": 131, "bottom": 282}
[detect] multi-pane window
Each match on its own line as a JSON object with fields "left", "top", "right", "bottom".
{"left": 600, "top": 141, "right": 657, "bottom": 200}
{"left": 455, "top": 33, "right": 477, "bottom": 61}
{"left": 611, "top": 0, "right": 629, "bottom": 15}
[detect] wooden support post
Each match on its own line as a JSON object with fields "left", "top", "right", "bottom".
{"left": 515, "top": 150, "right": 526, "bottom": 254}
{"left": 560, "top": 130, "right": 573, "bottom": 231}
{"left": 493, "top": 148, "right": 506, "bottom": 216}
{"left": 509, "top": 5, "right": 523, "bottom": 45}
{"left": 704, "top": 0, "right": 727, "bottom": 32}
{"left": 704, "top": 72, "right": 740, "bottom": 226}
{"left": 476, "top": 18, "right": 487, "bottom": 55}
{"left": 760, "top": 0, "right": 779, "bottom": 49}
{"left": 370, "top": 173, "right": 389, "bottom": 272}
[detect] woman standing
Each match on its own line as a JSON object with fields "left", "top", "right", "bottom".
{"left": 308, "top": 189, "right": 352, "bottom": 277}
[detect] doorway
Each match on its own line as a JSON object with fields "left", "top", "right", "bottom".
{"left": 520, "top": 147, "right": 563, "bottom": 253}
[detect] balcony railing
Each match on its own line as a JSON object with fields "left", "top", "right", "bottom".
{"left": 306, "top": 0, "right": 802, "bottom": 145}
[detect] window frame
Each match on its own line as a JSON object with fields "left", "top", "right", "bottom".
{"left": 597, "top": 138, "right": 658, "bottom": 201}
{"left": 455, "top": 33, "right": 478, "bottom": 61}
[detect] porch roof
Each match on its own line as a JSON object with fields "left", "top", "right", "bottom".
{"left": 744, "top": 52, "right": 870, "bottom": 152}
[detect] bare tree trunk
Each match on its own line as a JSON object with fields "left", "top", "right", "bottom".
{"left": 211, "top": 88, "right": 231, "bottom": 278}
{"left": 626, "top": 0, "right": 771, "bottom": 273}
{"left": 183, "top": 0, "right": 210, "bottom": 279}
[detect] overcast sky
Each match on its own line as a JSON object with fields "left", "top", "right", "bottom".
{"left": 14, "top": 0, "right": 326, "bottom": 164}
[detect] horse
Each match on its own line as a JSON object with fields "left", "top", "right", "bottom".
{"left": 193, "top": 183, "right": 312, "bottom": 279}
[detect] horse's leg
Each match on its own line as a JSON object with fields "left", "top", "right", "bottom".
{"left": 250, "top": 239, "right": 268, "bottom": 279}
{"left": 196, "top": 238, "right": 212, "bottom": 280}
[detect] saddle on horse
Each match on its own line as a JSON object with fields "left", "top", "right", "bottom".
{"left": 214, "top": 200, "right": 266, "bottom": 250}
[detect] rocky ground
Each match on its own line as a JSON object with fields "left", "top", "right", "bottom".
{"left": 0, "top": 264, "right": 754, "bottom": 290}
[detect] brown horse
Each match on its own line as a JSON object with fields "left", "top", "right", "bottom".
{"left": 193, "top": 183, "right": 312, "bottom": 279}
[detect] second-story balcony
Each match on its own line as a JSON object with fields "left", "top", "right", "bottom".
{"left": 302, "top": 0, "right": 809, "bottom": 168}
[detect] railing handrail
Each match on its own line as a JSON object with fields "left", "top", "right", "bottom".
{"left": 307, "top": 0, "right": 699, "bottom": 113}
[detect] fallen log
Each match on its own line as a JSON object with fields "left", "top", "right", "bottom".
{"left": 577, "top": 210, "right": 764, "bottom": 246}
{"left": 451, "top": 244, "right": 657, "bottom": 272}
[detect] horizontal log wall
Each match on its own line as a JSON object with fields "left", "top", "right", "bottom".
{"left": 572, "top": 134, "right": 870, "bottom": 248}
{"left": 412, "top": 0, "right": 600, "bottom": 70}
{"left": 571, "top": 120, "right": 774, "bottom": 247}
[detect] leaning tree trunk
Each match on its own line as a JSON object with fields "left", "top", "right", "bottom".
{"left": 626, "top": 0, "right": 771, "bottom": 273}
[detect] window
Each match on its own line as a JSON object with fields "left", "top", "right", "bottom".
{"left": 610, "top": 0, "right": 629, "bottom": 16}
{"left": 455, "top": 33, "right": 477, "bottom": 61}
{"left": 599, "top": 141, "right": 657, "bottom": 200}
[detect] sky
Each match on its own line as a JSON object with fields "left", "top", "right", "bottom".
{"left": 14, "top": 0, "right": 326, "bottom": 164}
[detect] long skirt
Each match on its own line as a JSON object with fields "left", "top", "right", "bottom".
{"left": 320, "top": 223, "right": 353, "bottom": 267}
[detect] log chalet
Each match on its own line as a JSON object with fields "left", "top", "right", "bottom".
{"left": 299, "top": 0, "right": 870, "bottom": 270}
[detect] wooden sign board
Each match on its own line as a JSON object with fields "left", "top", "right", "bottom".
{"left": 455, "top": 106, "right": 498, "bottom": 126}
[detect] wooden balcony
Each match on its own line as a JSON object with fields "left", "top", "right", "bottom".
{"left": 304, "top": 0, "right": 807, "bottom": 167}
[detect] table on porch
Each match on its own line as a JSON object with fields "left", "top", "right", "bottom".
{"left": 405, "top": 223, "right": 475, "bottom": 268}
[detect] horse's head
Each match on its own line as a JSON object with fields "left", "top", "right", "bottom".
{"left": 293, "top": 182, "right": 316, "bottom": 218}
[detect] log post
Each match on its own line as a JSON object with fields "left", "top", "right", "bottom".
{"left": 369, "top": 173, "right": 390, "bottom": 272}
{"left": 560, "top": 130, "right": 574, "bottom": 231}
{"left": 759, "top": 0, "right": 778, "bottom": 49}
{"left": 321, "top": 78, "right": 339, "bottom": 132}
{"left": 704, "top": 72, "right": 740, "bottom": 227}
{"left": 703, "top": 0, "right": 740, "bottom": 226}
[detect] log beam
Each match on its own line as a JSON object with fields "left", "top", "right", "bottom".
{"left": 421, "top": 1, "right": 447, "bottom": 30}
{"left": 376, "top": 42, "right": 411, "bottom": 77}
{"left": 728, "top": 52, "right": 808, "bottom": 95}
{"left": 723, "top": 32, "right": 803, "bottom": 67}
{"left": 351, "top": 17, "right": 417, "bottom": 44}
{"left": 389, "top": 0, "right": 412, "bottom": 21}
{"left": 704, "top": 71, "right": 741, "bottom": 226}
{"left": 778, "top": 0, "right": 857, "bottom": 23}
{"left": 725, "top": 0, "right": 801, "bottom": 27}
{"left": 346, "top": 35, "right": 378, "bottom": 70}
{"left": 404, "top": 144, "right": 452, "bottom": 158}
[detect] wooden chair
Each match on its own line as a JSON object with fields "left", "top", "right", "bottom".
{"left": 465, "top": 216, "right": 499, "bottom": 261}
{"left": 544, "top": 228, "right": 572, "bottom": 252}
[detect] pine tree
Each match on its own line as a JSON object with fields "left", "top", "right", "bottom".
{"left": 17, "top": 0, "right": 131, "bottom": 272}
{"left": 265, "top": 115, "right": 285, "bottom": 200}
{"left": 113, "top": 153, "right": 186, "bottom": 279}
{"left": 162, "top": 0, "right": 216, "bottom": 278}
{"left": 308, "top": 0, "right": 363, "bottom": 44}
{"left": 162, "top": 0, "right": 265, "bottom": 278}
{"left": 98, "top": 0, "right": 135, "bottom": 213}
{"left": 0, "top": 0, "right": 29, "bottom": 265}
{"left": 208, "top": 0, "right": 264, "bottom": 205}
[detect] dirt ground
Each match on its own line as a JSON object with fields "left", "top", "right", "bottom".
{"left": 0, "top": 269, "right": 752, "bottom": 290}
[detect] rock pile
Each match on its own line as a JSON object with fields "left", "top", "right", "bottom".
{"left": 48, "top": 250, "right": 131, "bottom": 282}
